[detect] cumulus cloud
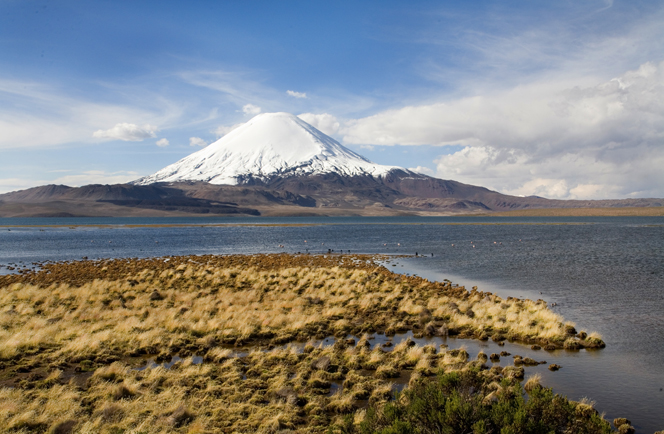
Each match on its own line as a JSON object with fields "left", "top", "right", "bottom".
{"left": 189, "top": 137, "right": 207, "bottom": 147}
{"left": 242, "top": 104, "right": 262, "bottom": 115}
{"left": 287, "top": 90, "right": 307, "bottom": 99}
{"left": 214, "top": 123, "right": 244, "bottom": 137}
{"left": 92, "top": 123, "right": 158, "bottom": 141}
{"left": 342, "top": 61, "right": 664, "bottom": 199}
{"left": 156, "top": 138, "right": 170, "bottom": 147}
{"left": 434, "top": 145, "right": 664, "bottom": 199}
{"left": 298, "top": 113, "right": 341, "bottom": 136}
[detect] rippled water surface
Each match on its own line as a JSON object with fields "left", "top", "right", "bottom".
{"left": 1, "top": 216, "right": 663, "bottom": 432}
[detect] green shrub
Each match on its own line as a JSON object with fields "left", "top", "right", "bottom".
{"left": 333, "top": 368, "right": 614, "bottom": 434}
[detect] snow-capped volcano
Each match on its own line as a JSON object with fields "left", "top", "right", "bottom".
{"left": 134, "top": 112, "right": 402, "bottom": 185}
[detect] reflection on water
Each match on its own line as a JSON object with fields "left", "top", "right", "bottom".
{"left": 1, "top": 216, "right": 663, "bottom": 432}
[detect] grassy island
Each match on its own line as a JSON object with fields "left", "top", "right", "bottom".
{"left": 0, "top": 253, "right": 630, "bottom": 433}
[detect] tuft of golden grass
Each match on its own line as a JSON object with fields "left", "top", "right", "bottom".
{"left": 0, "top": 253, "right": 596, "bottom": 433}
{"left": 524, "top": 373, "right": 542, "bottom": 393}
{"left": 0, "top": 254, "right": 579, "bottom": 367}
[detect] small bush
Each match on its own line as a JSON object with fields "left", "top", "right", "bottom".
{"left": 334, "top": 368, "right": 613, "bottom": 434}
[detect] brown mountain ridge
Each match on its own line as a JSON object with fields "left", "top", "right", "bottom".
{"left": 0, "top": 170, "right": 661, "bottom": 218}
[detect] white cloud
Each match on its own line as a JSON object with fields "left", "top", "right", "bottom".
{"left": 242, "top": 104, "right": 262, "bottom": 115}
{"left": 189, "top": 137, "right": 207, "bottom": 147}
{"left": 298, "top": 113, "right": 341, "bottom": 136}
{"left": 409, "top": 166, "right": 435, "bottom": 176}
{"left": 287, "top": 90, "right": 307, "bottom": 99}
{"left": 92, "top": 123, "right": 158, "bottom": 141}
{"left": 433, "top": 145, "right": 664, "bottom": 199}
{"left": 214, "top": 123, "right": 244, "bottom": 137}
{"left": 156, "top": 138, "right": 170, "bottom": 147}
{"left": 342, "top": 61, "right": 664, "bottom": 199}
{"left": 416, "top": 2, "right": 664, "bottom": 93}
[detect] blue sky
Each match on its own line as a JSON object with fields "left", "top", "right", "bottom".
{"left": 1, "top": 0, "right": 663, "bottom": 199}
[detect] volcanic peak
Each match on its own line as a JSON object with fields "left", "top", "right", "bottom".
{"left": 134, "top": 112, "right": 401, "bottom": 185}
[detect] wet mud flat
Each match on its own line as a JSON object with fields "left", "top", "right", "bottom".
{"left": 0, "top": 253, "right": 638, "bottom": 433}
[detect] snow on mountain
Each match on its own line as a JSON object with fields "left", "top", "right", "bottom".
{"left": 133, "top": 112, "right": 404, "bottom": 185}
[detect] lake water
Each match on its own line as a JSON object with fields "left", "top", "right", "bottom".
{"left": 1, "top": 216, "right": 663, "bottom": 432}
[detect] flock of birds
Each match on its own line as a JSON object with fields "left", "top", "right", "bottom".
{"left": 277, "top": 239, "right": 525, "bottom": 251}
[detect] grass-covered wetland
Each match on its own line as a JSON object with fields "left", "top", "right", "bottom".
{"left": 0, "top": 252, "right": 642, "bottom": 433}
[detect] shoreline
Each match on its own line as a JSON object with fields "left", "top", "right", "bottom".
{"left": 1, "top": 206, "right": 662, "bottom": 220}
{"left": 1, "top": 213, "right": 663, "bottom": 229}
{"left": 382, "top": 256, "right": 547, "bottom": 303}
{"left": 470, "top": 206, "right": 664, "bottom": 217}
{"left": 0, "top": 221, "right": 607, "bottom": 229}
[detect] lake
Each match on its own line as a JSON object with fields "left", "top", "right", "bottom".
{"left": 1, "top": 216, "right": 662, "bottom": 432}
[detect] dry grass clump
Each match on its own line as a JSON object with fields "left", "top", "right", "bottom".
{"left": 0, "top": 253, "right": 603, "bottom": 432}
{"left": 0, "top": 253, "right": 584, "bottom": 368}
{"left": 523, "top": 373, "right": 542, "bottom": 393}
{"left": 581, "top": 331, "right": 606, "bottom": 349}
{"left": 425, "top": 292, "right": 575, "bottom": 344}
{"left": 0, "top": 339, "right": 456, "bottom": 433}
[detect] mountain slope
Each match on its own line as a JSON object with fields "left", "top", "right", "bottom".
{"left": 134, "top": 112, "right": 403, "bottom": 185}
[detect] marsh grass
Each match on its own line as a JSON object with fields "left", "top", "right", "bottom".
{"left": 0, "top": 254, "right": 590, "bottom": 366}
{"left": 0, "top": 253, "right": 606, "bottom": 433}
